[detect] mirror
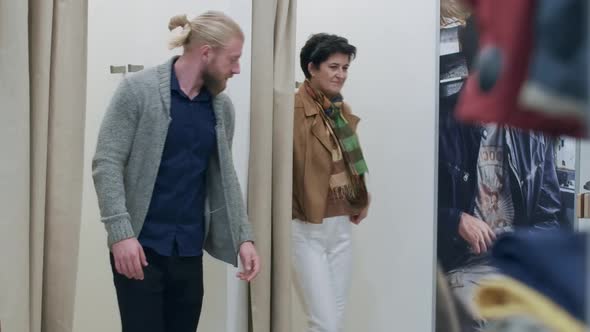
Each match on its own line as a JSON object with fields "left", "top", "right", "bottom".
{"left": 436, "top": 1, "right": 580, "bottom": 330}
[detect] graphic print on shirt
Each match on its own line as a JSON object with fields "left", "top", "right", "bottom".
{"left": 474, "top": 125, "right": 515, "bottom": 234}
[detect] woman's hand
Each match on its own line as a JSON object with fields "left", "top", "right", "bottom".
{"left": 350, "top": 207, "right": 368, "bottom": 225}
{"left": 350, "top": 193, "right": 370, "bottom": 225}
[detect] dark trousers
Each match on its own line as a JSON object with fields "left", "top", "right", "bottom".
{"left": 110, "top": 247, "right": 204, "bottom": 332}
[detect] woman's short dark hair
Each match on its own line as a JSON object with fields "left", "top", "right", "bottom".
{"left": 300, "top": 33, "right": 357, "bottom": 79}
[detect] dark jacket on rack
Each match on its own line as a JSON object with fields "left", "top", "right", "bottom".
{"left": 437, "top": 93, "right": 562, "bottom": 272}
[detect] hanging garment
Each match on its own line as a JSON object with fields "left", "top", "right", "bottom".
{"left": 474, "top": 276, "right": 586, "bottom": 332}
{"left": 489, "top": 230, "right": 586, "bottom": 321}
{"left": 455, "top": 0, "right": 587, "bottom": 138}
{"left": 519, "top": 0, "right": 588, "bottom": 123}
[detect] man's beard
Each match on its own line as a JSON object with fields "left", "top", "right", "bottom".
{"left": 203, "top": 68, "right": 227, "bottom": 96}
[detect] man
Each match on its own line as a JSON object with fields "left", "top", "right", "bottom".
{"left": 437, "top": 10, "right": 563, "bottom": 319}
{"left": 438, "top": 95, "right": 563, "bottom": 271}
{"left": 92, "top": 11, "right": 260, "bottom": 332}
{"left": 438, "top": 96, "right": 563, "bottom": 319}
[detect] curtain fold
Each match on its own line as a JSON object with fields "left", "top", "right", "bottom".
{"left": 248, "top": 0, "right": 297, "bottom": 331}
{"left": 0, "top": 1, "right": 88, "bottom": 331}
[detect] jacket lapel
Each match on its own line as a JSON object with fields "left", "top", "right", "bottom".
{"left": 311, "top": 118, "right": 333, "bottom": 152}
{"left": 298, "top": 87, "right": 333, "bottom": 152}
{"left": 157, "top": 56, "right": 179, "bottom": 118}
{"left": 211, "top": 95, "right": 225, "bottom": 130}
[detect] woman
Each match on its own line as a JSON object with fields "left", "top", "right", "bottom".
{"left": 292, "top": 33, "right": 370, "bottom": 332}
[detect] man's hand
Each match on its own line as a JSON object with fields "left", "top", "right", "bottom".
{"left": 458, "top": 213, "right": 496, "bottom": 255}
{"left": 111, "top": 237, "right": 148, "bottom": 280}
{"left": 237, "top": 241, "right": 260, "bottom": 282}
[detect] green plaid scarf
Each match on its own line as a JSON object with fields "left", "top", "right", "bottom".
{"left": 304, "top": 80, "right": 369, "bottom": 207}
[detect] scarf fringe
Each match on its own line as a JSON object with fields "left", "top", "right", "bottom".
{"left": 330, "top": 185, "right": 358, "bottom": 201}
{"left": 330, "top": 176, "right": 368, "bottom": 207}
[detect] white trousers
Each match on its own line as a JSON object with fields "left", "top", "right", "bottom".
{"left": 292, "top": 216, "right": 353, "bottom": 332}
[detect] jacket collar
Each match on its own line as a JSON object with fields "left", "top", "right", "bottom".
{"left": 156, "top": 56, "right": 177, "bottom": 117}
{"left": 297, "top": 84, "right": 323, "bottom": 117}
{"left": 296, "top": 84, "right": 359, "bottom": 153}
{"left": 296, "top": 84, "right": 360, "bottom": 126}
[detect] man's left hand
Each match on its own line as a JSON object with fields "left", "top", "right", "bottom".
{"left": 237, "top": 241, "right": 260, "bottom": 282}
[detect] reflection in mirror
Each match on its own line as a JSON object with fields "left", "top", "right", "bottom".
{"left": 436, "top": 1, "right": 583, "bottom": 331}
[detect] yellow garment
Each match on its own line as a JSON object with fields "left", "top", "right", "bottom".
{"left": 474, "top": 276, "right": 586, "bottom": 332}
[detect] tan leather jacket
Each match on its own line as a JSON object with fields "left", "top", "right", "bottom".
{"left": 292, "top": 85, "right": 360, "bottom": 223}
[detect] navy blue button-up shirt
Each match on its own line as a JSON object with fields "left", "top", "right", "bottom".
{"left": 138, "top": 63, "right": 217, "bottom": 257}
